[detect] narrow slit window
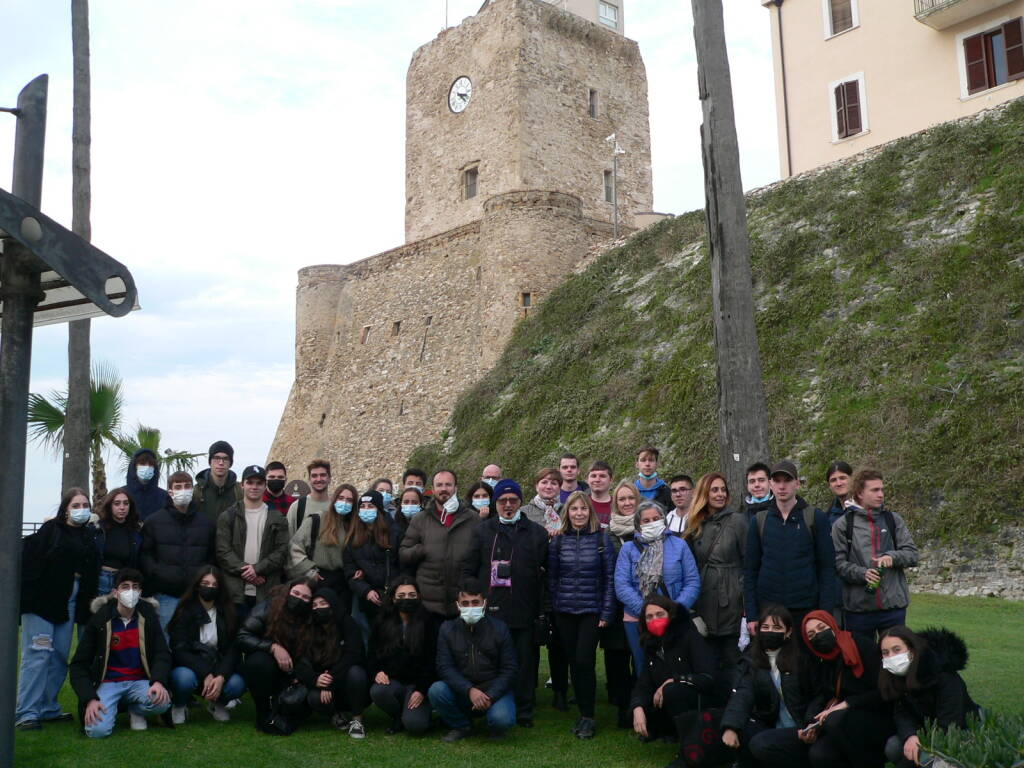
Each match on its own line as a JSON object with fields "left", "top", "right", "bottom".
{"left": 603, "top": 170, "right": 614, "bottom": 203}
{"left": 391, "top": 321, "right": 401, "bottom": 336}
{"left": 425, "top": 315, "right": 433, "bottom": 327}
{"left": 360, "top": 325, "right": 371, "bottom": 344}
{"left": 521, "top": 292, "right": 532, "bottom": 308}
{"left": 463, "top": 166, "right": 478, "bottom": 199}
{"left": 588, "top": 89, "right": 599, "bottom": 118}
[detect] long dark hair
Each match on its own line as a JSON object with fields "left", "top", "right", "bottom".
{"left": 98, "top": 487, "right": 140, "bottom": 532}
{"left": 304, "top": 588, "right": 343, "bottom": 669}
{"left": 638, "top": 594, "right": 681, "bottom": 647}
{"left": 464, "top": 481, "right": 493, "bottom": 509}
{"left": 344, "top": 491, "right": 391, "bottom": 549}
{"left": 878, "top": 625, "right": 928, "bottom": 701}
{"left": 372, "top": 574, "right": 429, "bottom": 658}
{"left": 265, "top": 578, "right": 316, "bottom": 654}
{"left": 750, "top": 604, "right": 801, "bottom": 674}
{"left": 168, "top": 565, "right": 237, "bottom": 638}
{"left": 55, "top": 486, "right": 91, "bottom": 524}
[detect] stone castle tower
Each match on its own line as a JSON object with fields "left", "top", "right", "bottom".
{"left": 270, "top": 0, "right": 654, "bottom": 486}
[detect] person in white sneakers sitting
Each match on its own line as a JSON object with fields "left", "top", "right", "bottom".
{"left": 166, "top": 565, "right": 246, "bottom": 724}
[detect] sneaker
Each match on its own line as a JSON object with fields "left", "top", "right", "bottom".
{"left": 386, "top": 718, "right": 404, "bottom": 735}
{"left": 331, "top": 712, "right": 351, "bottom": 730}
{"left": 576, "top": 717, "right": 596, "bottom": 740}
{"left": 442, "top": 727, "right": 472, "bottom": 743}
{"left": 15, "top": 720, "right": 41, "bottom": 731}
{"left": 41, "top": 712, "right": 73, "bottom": 723}
{"left": 208, "top": 702, "right": 230, "bottom": 722}
{"left": 571, "top": 717, "right": 583, "bottom": 736}
{"left": 171, "top": 706, "right": 187, "bottom": 725}
{"left": 347, "top": 719, "right": 366, "bottom": 739}
{"left": 129, "top": 713, "right": 148, "bottom": 731}
{"left": 225, "top": 698, "right": 241, "bottom": 710}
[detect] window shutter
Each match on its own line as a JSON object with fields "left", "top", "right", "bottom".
{"left": 830, "top": 0, "right": 853, "bottom": 35}
{"left": 843, "top": 80, "right": 862, "bottom": 135}
{"left": 835, "top": 84, "right": 847, "bottom": 138}
{"left": 1004, "top": 18, "right": 1024, "bottom": 81}
{"left": 964, "top": 33, "right": 989, "bottom": 94}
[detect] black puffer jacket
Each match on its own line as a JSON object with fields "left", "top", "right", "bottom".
{"left": 167, "top": 599, "right": 240, "bottom": 680}
{"left": 631, "top": 612, "right": 717, "bottom": 710}
{"left": 368, "top": 609, "right": 441, "bottom": 695}
{"left": 436, "top": 615, "right": 518, "bottom": 700}
{"left": 140, "top": 500, "right": 216, "bottom": 598}
{"left": 20, "top": 518, "right": 100, "bottom": 625}
{"left": 343, "top": 524, "right": 402, "bottom": 601}
{"left": 721, "top": 650, "right": 812, "bottom": 731}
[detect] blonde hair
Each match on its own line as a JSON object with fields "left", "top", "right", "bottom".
{"left": 560, "top": 491, "right": 600, "bottom": 534}
{"left": 683, "top": 472, "right": 730, "bottom": 541}
{"left": 611, "top": 481, "right": 640, "bottom": 517}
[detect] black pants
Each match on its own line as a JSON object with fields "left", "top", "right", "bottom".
{"left": 554, "top": 612, "right": 600, "bottom": 717}
{"left": 370, "top": 680, "right": 432, "bottom": 734}
{"left": 510, "top": 626, "right": 538, "bottom": 720}
{"left": 749, "top": 726, "right": 810, "bottom": 768}
{"left": 706, "top": 633, "right": 742, "bottom": 701}
{"left": 641, "top": 681, "right": 702, "bottom": 739}
{"left": 809, "top": 708, "right": 890, "bottom": 768}
{"left": 243, "top": 650, "right": 291, "bottom": 719}
{"left": 728, "top": 720, "right": 771, "bottom": 768}
{"left": 547, "top": 613, "right": 569, "bottom": 694}
{"left": 306, "top": 665, "right": 369, "bottom": 717}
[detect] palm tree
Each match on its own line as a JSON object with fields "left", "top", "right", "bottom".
{"left": 112, "top": 424, "right": 205, "bottom": 484}
{"left": 28, "top": 361, "right": 123, "bottom": 506}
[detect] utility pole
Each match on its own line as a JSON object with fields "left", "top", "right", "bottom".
{"left": 691, "top": 0, "right": 770, "bottom": 495}
{"left": 606, "top": 133, "right": 625, "bottom": 238}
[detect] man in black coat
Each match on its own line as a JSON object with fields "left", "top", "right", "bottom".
{"left": 461, "top": 479, "right": 548, "bottom": 727}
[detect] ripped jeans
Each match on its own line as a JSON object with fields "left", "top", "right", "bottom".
{"left": 16, "top": 578, "right": 79, "bottom": 724}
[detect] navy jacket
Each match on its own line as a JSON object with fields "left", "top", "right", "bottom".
{"left": 743, "top": 497, "right": 836, "bottom": 619}
{"left": 436, "top": 615, "right": 518, "bottom": 700}
{"left": 126, "top": 448, "right": 170, "bottom": 522}
{"left": 548, "top": 527, "right": 616, "bottom": 622}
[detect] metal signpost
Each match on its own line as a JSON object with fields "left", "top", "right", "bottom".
{"left": 0, "top": 74, "right": 138, "bottom": 766}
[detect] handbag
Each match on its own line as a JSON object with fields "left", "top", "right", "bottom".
{"left": 675, "top": 705, "right": 732, "bottom": 768}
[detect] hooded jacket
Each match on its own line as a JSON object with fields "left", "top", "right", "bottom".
{"left": 630, "top": 611, "right": 716, "bottom": 710}
{"left": 399, "top": 500, "right": 480, "bottom": 617}
{"left": 194, "top": 468, "right": 243, "bottom": 525}
{"left": 140, "top": 498, "right": 216, "bottom": 597}
{"left": 832, "top": 504, "right": 918, "bottom": 613}
{"left": 687, "top": 506, "right": 747, "bottom": 637}
{"left": 614, "top": 531, "right": 701, "bottom": 620}
{"left": 635, "top": 477, "right": 672, "bottom": 510}
{"left": 21, "top": 517, "right": 100, "bottom": 625}
{"left": 215, "top": 500, "right": 291, "bottom": 604}
{"left": 548, "top": 525, "right": 616, "bottom": 622}
{"left": 126, "top": 448, "right": 170, "bottom": 522}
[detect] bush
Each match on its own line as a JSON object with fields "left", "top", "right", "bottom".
{"left": 922, "top": 712, "right": 1024, "bottom": 768}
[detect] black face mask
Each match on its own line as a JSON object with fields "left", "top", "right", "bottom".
{"left": 198, "top": 585, "right": 220, "bottom": 602}
{"left": 312, "top": 607, "right": 333, "bottom": 625}
{"left": 810, "top": 629, "right": 837, "bottom": 654}
{"left": 760, "top": 630, "right": 787, "bottom": 651}
{"left": 286, "top": 595, "right": 311, "bottom": 617}
{"left": 267, "top": 479, "right": 286, "bottom": 494}
{"left": 395, "top": 598, "right": 420, "bottom": 614}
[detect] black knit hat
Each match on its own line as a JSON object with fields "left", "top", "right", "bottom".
{"left": 208, "top": 440, "right": 234, "bottom": 465}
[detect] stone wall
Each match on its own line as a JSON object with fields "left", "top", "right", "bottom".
{"left": 909, "top": 526, "right": 1024, "bottom": 601}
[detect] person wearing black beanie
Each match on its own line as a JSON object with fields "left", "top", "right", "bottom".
{"left": 194, "top": 440, "right": 242, "bottom": 524}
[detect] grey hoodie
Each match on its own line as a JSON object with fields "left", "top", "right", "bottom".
{"left": 831, "top": 504, "right": 918, "bottom": 613}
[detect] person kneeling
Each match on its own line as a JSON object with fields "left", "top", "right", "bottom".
{"left": 69, "top": 568, "right": 171, "bottom": 738}
{"left": 429, "top": 578, "right": 518, "bottom": 742}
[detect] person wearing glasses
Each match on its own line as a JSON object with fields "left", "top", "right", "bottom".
{"left": 666, "top": 474, "right": 695, "bottom": 535}
{"left": 194, "top": 441, "right": 243, "bottom": 525}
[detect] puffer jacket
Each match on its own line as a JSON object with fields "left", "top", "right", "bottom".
{"left": 615, "top": 532, "right": 701, "bottom": 619}
{"left": 436, "top": 615, "right": 518, "bottom": 700}
{"left": 721, "top": 651, "right": 812, "bottom": 731}
{"left": 215, "top": 502, "right": 291, "bottom": 604}
{"left": 687, "top": 507, "right": 746, "bottom": 637}
{"left": 399, "top": 501, "right": 480, "bottom": 617}
{"left": 140, "top": 499, "right": 216, "bottom": 598}
{"left": 20, "top": 518, "right": 100, "bottom": 625}
{"left": 832, "top": 504, "right": 918, "bottom": 613}
{"left": 344, "top": 524, "right": 402, "bottom": 601}
{"left": 125, "top": 448, "right": 169, "bottom": 521}
{"left": 548, "top": 526, "right": 616, "bottom": 622}
{"left": 630, "top": 611, "right": 716, "bottom": 709}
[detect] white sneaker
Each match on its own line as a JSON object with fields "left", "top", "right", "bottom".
{"left": 129, "top": 713, "right": 148, "bottom": 731}
{"left": 347, "top": 719, "right": 366, "bottom": 739}
{"left": 208, "top": 703, "right": 230, "bottom": 722}
{"left": 225, "top": 698, "right": 241, "bottom": 710}
{"left": 171, "top": 706, "right": 186, "bottom": 725}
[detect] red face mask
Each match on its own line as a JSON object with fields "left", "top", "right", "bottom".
{"left": 647, "top": 617, "right": 670, "bottom": 637}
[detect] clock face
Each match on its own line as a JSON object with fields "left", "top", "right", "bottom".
{"left": 448, "top": 76, "right": 473, "bottom": 114}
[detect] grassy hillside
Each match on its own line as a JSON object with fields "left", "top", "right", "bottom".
{"left": 411, "top": 99, "right": 1024, "bottom": 540}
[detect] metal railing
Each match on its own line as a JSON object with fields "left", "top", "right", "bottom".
{"left": 22, "top": 522, "right": 42, "bottom": 536}
{"left": 914, "top": 0, "right": 962, "bottom": 13}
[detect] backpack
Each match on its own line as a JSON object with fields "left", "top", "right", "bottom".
{"left": 756, "top": 505, "right": 817, "bottom": 543}
{"left": 842, "top": 507, "right": 897, "bottom": 558}
{"left": 306, "top": 512, "right": 321, "bottom": 561}
{"left": 294, "top": 496, "right": 308, "bottom": 530}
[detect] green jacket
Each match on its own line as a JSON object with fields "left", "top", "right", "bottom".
{"left": 194, "top": 470, "right": 243, "bottom": 526}
{"left": 216, "top": 501, "right": 291, "bottom": 604}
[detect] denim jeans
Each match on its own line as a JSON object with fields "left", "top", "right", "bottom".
{"left": 428, "top": 680, "right": 516, "bottom": 732}
{"left": 169, "top": 666, "right": 246, "bottom": 707}
{"left": 97, "top": 569, "right": 117, "bottom": 597}
{"left": 16, "top": 578, "right": 79, "bottom": 724}
{"left": 623, "top": 620, "right": 646, "bottom": 671}
{"left": 85, "top": 679, "right": 171, "bottom": 738}
{"left": 155, "top": 594, "right": 180, "bottom": 635}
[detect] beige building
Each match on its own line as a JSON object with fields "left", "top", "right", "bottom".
{"left": 762, "top": 0, "right": 1024, "bottom": 176}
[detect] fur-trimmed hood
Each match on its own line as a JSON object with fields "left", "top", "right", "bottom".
{"left": 916, "top": 627, "right": 969, "bottom": 684}
{"left": 89, "top": 592, "right": 160, "bottom": 615}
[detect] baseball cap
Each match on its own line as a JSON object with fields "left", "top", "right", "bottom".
{"left": 242, "top": 465, "right": 267, "bottom": 481}
{"left": 770, "top": 460, "right": 798, "bottom": 480}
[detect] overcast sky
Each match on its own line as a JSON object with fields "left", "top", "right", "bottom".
{"left": 1, "top": 0, "right": 778, "bottom": 522}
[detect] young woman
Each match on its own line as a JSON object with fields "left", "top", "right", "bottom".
{"left": 721, "top": 605, "right": 811, "bottom": 767}
{"left": 167, "top": 566, "right": 245, "bottom": 724}
{"left": 289, "top": 483, "right": 356, "bottom": 607}
{"left": 548, "top": 491, "right": 616, "bottom": 739}
{"left": 684, "top": 472, "right": 746, "bottom": 676}
{"left": 368, "top": 576, "right": 439, "bottom": 735}
{"left": 630, "top": 595, "right": 716, "bottom": 749}
{"left": 824, "top": 461, "right": 854, "bottom": 526}
{"left": 16, "top": 487, "right": 100, "bottom": 730}
{"left": 801, "top": 610, "right": 891, "bottom": 768}
{"left": 879, "top": 626, "right": 980, "bottom": 768}
{"left": 464, "top": 481, "right": 493, "bottom": 519}
{"left": 94, "top": 487, "right": 142, "bottom": 597}
{"left": 609, "top": 481, "right": 640, "bottom": 544}
{"left": 343, "top": 490, "right": 401, "bottom": 626}
{"left": 520, "top": 468, "right": 563, "bottom": 536}
{"left": 615, "top": 500, "right": 701, "bottom": 671}
{"left": 395, "top": 486, "right": 425, "bottom": 536}
{"left": 372, "top": 478, "right": 396, "bottom": 520}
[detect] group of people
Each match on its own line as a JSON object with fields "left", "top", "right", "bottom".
{"left": 16, "top": 442, "right": 981, "bottom": 768}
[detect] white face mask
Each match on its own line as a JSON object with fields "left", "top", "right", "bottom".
{"left": 172, "top": 489, "right": 193, "bottom": 507}
{"left": 69, "top": 508, "right": 92, "bottom": 525}
{"left": 640, "top": 520, "right": 666, "bottom": 541}
{"left": 443, "top": 496, "right": 460, "bottom": 515}
{"left": 136, "top": 465, "right": 156, "bottom": 482}
{"left": 118, "top": 588, "right": 141, "bottom": 610}
{"left": 459, "top": 605, "right": 485, "bottom": 625}
{"left": 883, "top": 652, "right": 913, "bottom": 677}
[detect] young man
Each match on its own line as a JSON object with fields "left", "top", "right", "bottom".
{"left": 744, "top": 462, "right": 773, "bottom": 517}
{"left": 140, "top": 471, "right": 216, "bottom": 631}
{"left": 665, "top": 474, "right": 695, "bottom": 534}
{"left": 194, "top": 441, "right": 243, "bottom": 524}
{"left": 480, "top": 465, "right": 503, "bottom": 488}
{"left": 557, "top": 454, "right": 589, "bottom": 504}
{"left": 429, "top": 578, "right": 519, "bottom": 742}
{"left": 586, "top": 461, "right": 614, "bottom": 527}
{"left": 126, "top": 448, "right": 169, "bottom": 522}
{"left": 285, "top": 459, "right": 332, "bottom": 536}
{"left": 633, "top": 446, "right": 672, "bottom": 509}
{"left": 402, "top": 468, "right": 428, "bottom": 494}
{"left": 832, "top": 469, "right": 919, "bottom": 641}
{"left": 262, "top": 461, "right": 294, "bottom": 516}
{"left": 69, "top": 568, "right": 171, "bottom": 738}
{"left": 743, "top": 461, "right": 835, "bottom": 636}
{"left": 216, "top": 465, "right": 291, "bottom": 617}
{"left": 399, "top": 469, "right": 480, "bottom": 618}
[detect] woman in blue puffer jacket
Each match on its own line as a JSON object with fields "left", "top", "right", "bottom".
{"left": 548, "top": 491, "right": 616, "bottom": 740}
{"left": 615, "top": 500, "right": 701, "bottom": 672}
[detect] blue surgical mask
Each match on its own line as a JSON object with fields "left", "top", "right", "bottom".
{"left": 358, "top": 508, "right": 378, "bottom": 524}
{"left": 499, "top": 510, "right": 521, "bottom": 525}
{"left": 639, "top": 471, "right": 658, "bottom": 480}
{"left": 483, "top": 478, "right": 498, "bottom": 488}
{"left": 334, "top": 500, "right": 353, "bottom": 515}
{"left": 401, "top": 504, "right": 420, "bottom": 519}
{"left": 136, "top": 465, "right": 155, "bottom": 482}
{"left": 380, "top": 491, "right": 394, "bottom": 506}
{"left": 459, "top": 605, "right": 485, "bottom": 625}
{"left": 69, "top": 508, "right": 92, "bottom": 525}
{"left": 751, "top": 492, "right": 773, "bottom": 503}
{"left": 472, "top": 498, "right": 490, "bottom": 510}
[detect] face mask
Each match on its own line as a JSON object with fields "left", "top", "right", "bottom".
{"left": 443, "top": 496, "right": 460, "bottom": 515}
{"left": 760, "top": 631, "right": 787, "bottom": 651}
{"left": 358, "top": 508, "right": 378, "bottom": 524}
{"left": 312, "top": 607, "right": 333, "bottom": 625}
{"left": 267, "top": 479, "right": 286, "bottom": 494}
{"left": 883, "top": 652, "right": 913, "bottom": 676}
{"left": 395, "top": 598, "right": 420, "bottom": 613}
{"left": 459, "top": 605, "right": 485, "bottom": 625}
{"left": 405, "top": 485, "right": 424, "bottom": 494}
{"left": 118, "top": 588, "right": 141, "bottom": 610}
{"left": 379, "top": 491, "right": 394, "bottom": 506}
{"left": 647, "top": 617, "right": 670, "bottom": 637}
{"left": 482, "top": 478, "right": 498, "bottom": 488}
{"left": 751, "top": 492, "right": 773, "bottom": 503}
{"left": 286, "top": 595, "right": 311, "bottom": 617}
{"left": 810, "top": 629, "right": 837, "bottom": 654}
{"left": 69, "top": 508, "right": 92, "bottom": 525}
{"left": 472, "top": 497, "right": 490, "bottom": 510}
{"left": 198, "top": 585, "right": 220, "bottom": 602}
{"left": 401, "top": 504, "right": 420, "bottom": 519}
{"left": 334, "top": 500, "right": 353, "bottom": 516}
{"left": 640, "top": 520, "right": 666, "bottom": 540}
{"left": 136, "top": 465, "right": 155, "bottom": 482}
{"left": 499, "top": 510, "right": 521, "bottom": 525}
{"left": 639, "top": 471, "right": 658, "bottom": 480}
{"left": 172, "top": 489, "right": 193, "bottom": 507}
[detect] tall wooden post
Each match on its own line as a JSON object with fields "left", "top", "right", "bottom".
{"left": 692, "top": 0, "right": 770, "bottom": 496}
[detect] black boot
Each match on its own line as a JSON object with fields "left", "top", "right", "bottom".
{"left": 552, "top": 691, "right": 568, "bottom": 711}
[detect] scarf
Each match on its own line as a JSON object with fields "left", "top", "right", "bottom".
{"left": 635, "top": 534, "right": 665, "bottom": 600}
{"left": 609, "top": 512, "right": 635, "bottom": 540}
{"left": 801, "top": 609, "right": 864, "bottom": 679}
{"left": 531, "top": 494, "right": 562, "bottom": 535}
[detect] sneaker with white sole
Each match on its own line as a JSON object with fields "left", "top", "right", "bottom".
{"left": 225, "top": 698, "right": 241, "bottom": 710}
{"left": 129, "top": 713, "right": 148, "bottom": 731}
{"left": 347, "top": 719, "right": 366, "bottom": 739}
{"left": 171, "top": 706, "right": 187, "bottom": 725}
{"left": 208, "top": 703, "right": 230, "bottom": 722}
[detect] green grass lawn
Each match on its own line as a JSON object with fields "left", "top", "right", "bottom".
{"left": 15, "top": 593, "right": 1024, "bottom": 767}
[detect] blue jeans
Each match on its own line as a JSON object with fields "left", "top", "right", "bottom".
{"left": 155, "top": 594, "right": 179, "bottom": 634}
{"left": 85, "top": 679, "right": 171, "bottom": 738}
{"left": 16, "top": 578, "right": 79, "bottom": 724}
{"left": 428, "top": 680, "right": 516, "bottom": 732}
{"left": 170, "top": 666, "right": 246, "bottom": 707}
{"left": 98, "top": 569, "right": 117, "bottom": 596}
{"left": 623, "top": 620, "right": 645, "bottom": 671}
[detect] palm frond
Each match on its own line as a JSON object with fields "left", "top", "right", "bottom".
{"left": 89, "top": 360, "right": 124, "bottom": 442}
{"left": 27, "top": 391, "right": 68, "bottom": 456}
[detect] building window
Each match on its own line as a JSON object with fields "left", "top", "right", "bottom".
{"left": 964, "top": 18, "right": 1024, "bottom": 95}
{"left": 463, "top": 166, "right": 478, "bottom": 199}
{"left": 603, "top": 170, "right": 614, "bottom": 203}
{"left": 588, "top": 89, "right": 599, "bottom": 118}
{"left": 360, "top": 325, "right": 371, "bottom": 344}
{"left": 823, "top": 0, "right": 858, "bottom": 38}
{"left": 830, "top": 73, "right": 867, "bottom": 141}
{"left": 598, "top": 1, "right": 618, "bottom": 28}
{"left": 425, "top": 315, "right": 433, "bottom": 326}
{"left": 391, "top": 321, "right": 401, "bottom": 336}
{"left": 520, "top": 292, "right": 532, "bottom": 308}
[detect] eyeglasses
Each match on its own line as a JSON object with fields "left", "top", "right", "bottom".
{"left": 211, "top": 456, "right": 231, "bottom": 464}
{"left": 496, "top": 498, "right": 520, "bottom": 506}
